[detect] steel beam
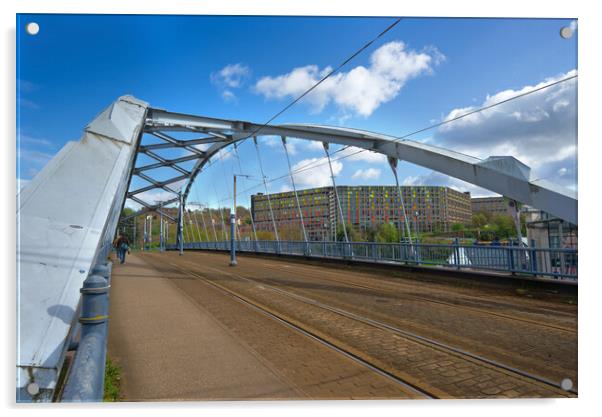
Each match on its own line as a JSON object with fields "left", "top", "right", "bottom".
{"left": 145, "top": 108, "right": 577, "bottom": 225}
{"left": 135, "top": 172, "right": 181, "bottom": 195}
{"left": 127, "top": 196, "right": 177, "bottom": 222}
{"left": 127, "top": 174, "right": 188, "bottom": 196}
{"left": 134, "top": 153, "right": 198, "bottom": 174}
{"left": 140, "top": 149, "right": 192, "bottom": 176}
{"left": 17, "top": 96, "right": 148, "bottom": 401}
{"left": 17, "top": 94, "right": 578, "bottom": 400}
{"left": 122, "top": 197, "right": 179, "bottom": 221}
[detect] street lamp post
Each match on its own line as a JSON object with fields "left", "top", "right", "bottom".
{"left": 230, "top": 174, "right": 252, "bottom": 267}
{"left": 229, "top": 175, "right": 237, "bottom": 266}
{"left": 155, "top": 200, "right": 164, "bottom": 251}
{"left": 146, "top": 215, "right": 153, "bottom": 250}
{"left": 165, "top": 221, "right": 169, "bottom": 248}
{"left": 143, "top": 216, "right": 147, "bottom": 251}
{"left": 414, "top": 211, "right": 419, "bottom": 240}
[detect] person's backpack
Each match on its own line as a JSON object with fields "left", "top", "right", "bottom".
{"left": 120, "top": 242, "right": 129, "bottom": 251}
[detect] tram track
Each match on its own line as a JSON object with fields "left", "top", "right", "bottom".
{"left": 171, "top": 256, "right": 576, "bottom": 398}
{"left": 253, "top": 258, "right": 576, "bottom": 333}
{"left": 162, "top": 261, "right": 436, "bottom": 399}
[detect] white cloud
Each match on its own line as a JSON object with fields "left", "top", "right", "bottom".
{"left": 221, "top": 90, "right": 237, "bottom": 102}
{"left": 19, "top": 149, "right": 54, "bottom": 165}
{"left": 290, "top": 157, "right": 342, "bottom": 188}
{"left": 304, "top": 140, "right": 326, "bottom": 152}
{"left": 403, "top": 171, "right": 495, "bottom": 198}
{"left": 19, "top": 98, "right": 40, "bottom": 110}
{"left": 211, "top": 63, "right": 251, "bottom": 102}
{"left": 254, "top": 41, "right": 442, "bottom": 117}
{"left": 193, "top": 143, "right": 211, "bottom": 152}
{"left": 211, "top": 63, "right": 251, "bottom": 88}
{"left": 19, "top": 132, "right": 54, "bottom": 148}
{"left": 352, "top": 168, "right": 381, "bottom": 180}
{"left": 18, "top": 79, "right": 39, "bottom": 93}
{"left": 262, "top": 135, "right": 280, "bottom": 147}
{"left": 214, "top": 147, "right": 233, "bottom": 161}
{"left": 433, "top": 69, "right": 577, "bottom": 190}
{"left": 262, "top": 136, "right": 306, "bottom": 155}
{"left": 339, "top": 146, "right": 387, "bottom": 164}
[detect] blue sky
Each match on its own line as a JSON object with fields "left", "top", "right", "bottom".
{"left": 17, "top": 14, "right": 578, "bottom": 209}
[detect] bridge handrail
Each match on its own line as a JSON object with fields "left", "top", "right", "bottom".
{"left": 166, "top": 240, "right": 578, "bottom": 281}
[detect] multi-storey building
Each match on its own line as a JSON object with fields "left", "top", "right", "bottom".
{"left": 471, "top": 196, "right": 514, "bottom": 217}
{"left": 251, "top": 185, "right": 472, "bottom": 240}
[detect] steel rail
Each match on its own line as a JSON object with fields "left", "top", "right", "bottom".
{"left": 254, "top": 260, "right": 576, "bottom": 334}
{"left": 166, "top": 261, "right": 435, "bottom": 399}
{"left": 198, "top": 262, "right": 577, "bottom": 396}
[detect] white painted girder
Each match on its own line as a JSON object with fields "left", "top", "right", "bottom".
{"left": 145, "top": 109, "right": 576, "bottom": 225}
{"left": 17, "top": 96, "right": 148, "bottom": 400}
{"left": 17, "top": 96, "right": 577, "bottom": 400}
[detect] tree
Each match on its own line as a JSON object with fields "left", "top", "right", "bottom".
{"left": 476, "top": 209, "right": 493, "bottom": 223}
{"left": 472, "top": 213, "right": 488, "bottom": 239}
{"left": 375, "top": 222, "right": 399, "bottom": 243}
{"left": 336, "top": 222, "right": 360, "bottom": 242}
{"left": 121, "top": 207, "right": 134, "bottom": 217}
{"left": 255, "top": 230, "right": 275, "bottom": 240}
{"left": 492, "top": 214, "right": 516, "bottom": 239}
{"left": 364, "top": 224, "right": 378, "bottom": 242}
{"left": 451, "top": 222, "right": 465, "bottom": 232}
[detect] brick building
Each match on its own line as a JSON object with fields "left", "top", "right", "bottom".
{"left": 471, "top": 196, "right": 514, "bottom": 217}
{"left": 251, "top": 185, "right": 472, "bottom": 241}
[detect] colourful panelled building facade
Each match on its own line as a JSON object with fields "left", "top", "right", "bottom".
{"left": 251, "top": 186, "right": 472, "bottom": 241}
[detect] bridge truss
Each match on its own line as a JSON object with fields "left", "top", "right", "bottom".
{"left": 17, "top": 96, "right": 577, "bottom": 400}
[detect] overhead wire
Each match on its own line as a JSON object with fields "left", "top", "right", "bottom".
{"left": 216, "top": 73, "right": 578, "bottom": 204}
{"left": 157, "top": 24, "right": 577, "bottom": 224}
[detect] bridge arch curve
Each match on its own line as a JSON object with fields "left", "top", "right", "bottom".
{"left": 17, "top": 96, "right": 577, "bottom": 399}
{"left": 141, "top": 105, "right": 576, "bottom": 225}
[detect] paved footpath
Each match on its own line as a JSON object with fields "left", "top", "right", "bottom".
{"left": 107, "top": 253, "right": 302, "bottom": 401}
{"left": 107, "top": 253, "right": 413, "bottom": 401}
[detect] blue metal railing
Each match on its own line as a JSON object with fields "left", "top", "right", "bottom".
{"left": 169, "top": 240, "right": 578, "bottom": 281}
{"left": 61, "top": 260, "right": 112, "bottom": 402}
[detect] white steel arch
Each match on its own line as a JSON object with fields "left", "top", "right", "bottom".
{"left": 140, "top": 107, "right": 577, "bottom": 225}
{"left": 17, "top": 96, "right": 577, "bottom": 400}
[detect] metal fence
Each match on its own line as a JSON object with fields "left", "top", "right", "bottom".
{"left": 167, "top": 240, "right": 578, "bottom": 281}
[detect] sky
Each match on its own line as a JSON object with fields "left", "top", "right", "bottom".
{"left": 16, "top": 14, "right": 578, "bottom": 210}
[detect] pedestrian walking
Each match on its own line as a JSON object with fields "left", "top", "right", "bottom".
{"left": 113, "top": 233, "right": 131, "bottom": 264}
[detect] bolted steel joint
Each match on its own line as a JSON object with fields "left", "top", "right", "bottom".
{"left": 91, "top": 262, "right": 111, "bottom": 279}
{"left": 79, "top": 275, "right": 109, "bottom": 325}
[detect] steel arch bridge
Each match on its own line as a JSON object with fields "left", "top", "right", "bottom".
{"left": 17, "top": 95, "right": 577, "bottom": 400}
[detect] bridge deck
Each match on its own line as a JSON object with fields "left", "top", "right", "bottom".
{"left": 108, "top": 251, "right": 577, "bottom": 400}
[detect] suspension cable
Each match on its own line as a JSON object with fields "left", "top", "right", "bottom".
{"left": 206, "top": 202, "right": 219, "bottom": 242}
{"left": 182, "top": 209, "right": 191, "bottom": 243}
{"left": 226, "top": 17, "right": 402, "bottom": 153}
{"left": 253, "top": 137, "right": 281, "bottom": 249}
{"left": 212, "top": 183, "right": 229, "bottom": 241}
{"left": 197, "top": 203, "right": 210, "bottom": 242}
{"left": 190, "top": 206, "right": 203, "bottom": 243}
{"left": 233, "top": 143, "right": 259, "bottom": 242}
{"left": 323, "top": 143, "right": 349, "bottom": 244}
{"left": 216, "top": 151, "right": 242, "bottom": 241}
{"left": 282, "top": 136, "right": 310, "bottom": 248}
{"left": 191, "top": 184, "right": 208, "bottom": 242}
{"left": 182, "top": 208, "right": 192, "bottom": 242}
{"left": 388, "top": 158, "right": 413, "bottom": 246}
{"left": 217, "top": 74, "right": 579, "bottom": 208}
